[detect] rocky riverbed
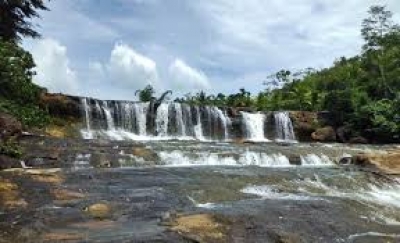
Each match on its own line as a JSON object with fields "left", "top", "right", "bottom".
{"left": 0, "top": 135, "right": 400, "bottom": 242}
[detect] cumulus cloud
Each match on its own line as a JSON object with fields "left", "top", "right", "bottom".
{"left": 168, "top": 59, "right": 211, "bottom": 91}
{"left": 30, "top": 38, "right": 78, "bottom": 94}
{"left": 105, "top": 43, "right": 159, "bottom": 90}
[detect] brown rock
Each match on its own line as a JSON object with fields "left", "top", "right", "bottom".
{"left": 170, "top": 214, "right": 229, "bottom": 242}
{"left": 0, "top": 179, "right": 27, "bottom": 209}
{"left": 311, "top": 126, "right": 336, "bottom": 142}
{"left": 52, "top": 189, "right": 85, "bottom": 201}
{"left": 0, "top": 155, "right": 21, "bottom": 170}
{"left": 348, "top": 136, "right": 368, "bottom": 144}
{"left": 132, "top": 147, "right": 160, "bottom": 162}
{"left": 84, "top": 203, "right": 112, "bottom": 220}
{"left": 352, "top": 151, "right": 400, "bottom": 175}
{"left": 0, "top": 112, "right": 22, "bottom": 142}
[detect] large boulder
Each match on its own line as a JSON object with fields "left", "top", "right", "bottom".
{"left": 132, "top": 147, "right": 160, "bottom": 163}
{"left": 0, "top": 112, "right": 22, "bottom": 142}
{"left": 311, "top": 126, "right": 337, "bottom": 142}
{"left": 352, "top": 151, "right": 400, "bottom": 175}
{"left": 289, "top": 111, "right": 319, "bottom": 141}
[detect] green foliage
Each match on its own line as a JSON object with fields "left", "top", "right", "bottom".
{"left": 0, "top": 0, "right": 49, "bottom": 42}
{"left": 0, "top": 140, "right": 23, "bottom": 158}
{"left": 0, "top": 40, "right": 49, "bottom": 128}
{"left": 0, "top": 39, "right": 44, "bottom": 104}
{"left": 135, "top": 85, "right": 155, "bottom": 102}
{"left": 0, "top": 99, "right": 49, "bottom": 128}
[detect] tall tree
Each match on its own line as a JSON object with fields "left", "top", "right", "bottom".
{"left": 0, "top": 0, "right": 49, "bottom": 42}
{"left": 361, "top": 5, "right": 398, "bottom": 98}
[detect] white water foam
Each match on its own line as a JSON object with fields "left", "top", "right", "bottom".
{"left": 300, "top": 154, "right": 334, "bottom": 166}
{"left": 159, "top": 150, "right": 292, "bottom": 167}
{"left": 241, "top": 185, "right": 318, "bottom": 201}
{"left": 274, "top": 111, "right": 297, "bottom": 142}
{"left": 241, "top": 112, "right": 269, "bottom": 142}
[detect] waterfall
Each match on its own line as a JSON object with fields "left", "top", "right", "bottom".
{"left": 155, "top": 103, "right": 170, "bottom": 136}
{"left": 81, "top": 98, "right": 93, "bottom": 139}
{"left": 79, "top": 98, "right": 300, "bottom": 142}
{"left": 102, "top": 101, "right": 115, "bottom": 130}
{"left": 194, "top": 107, "right": 204, "bottom": 140}
{"left": 275, "top": 111, "right": 296, "bottom": 141}
{"left": 134, "top": 103, "right": 148, "bottom": 136}
{"left": 241, "top": 112, "right": 268, "bottom": 141}
{"left": 214, "top": 107, "right": 230, "bottom": 140}
{"left": 174, "top": 103, "right": 186, "bottom": 136}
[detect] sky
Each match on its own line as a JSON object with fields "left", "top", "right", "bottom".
{"left": 23, "top": 0, "right": 400, "bottom": 101}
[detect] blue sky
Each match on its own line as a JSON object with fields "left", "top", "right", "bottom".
{"left": 24, "top": 0, "right": 399, "bottom": 100}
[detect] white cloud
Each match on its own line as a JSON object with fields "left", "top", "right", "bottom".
{"left": 168, "top": 59, "right": 211, "bottom": 91}
{"left": 31, "top": 38, "right": 78, "bottom": 94}
{"left": 106, "top": 43, "right": 159, "bottom": 90}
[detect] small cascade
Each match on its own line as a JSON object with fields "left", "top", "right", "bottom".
{"left": 300, "top": 154, "right": 334, "bottom": 166}
{"left": 155, "top": 103, "right": 170, "bottom": 136}
{"left": 275, "top": 112, "right": 296, "bottom": 141}
{"left": 102, "top": 101, "right": 116, "bottom": 130}
{"left": 241, "top": 112, "right": 268, "bottom": 141}
{"left": 159, "top": 150, "right": 292, "bottom": 167}
{"left": 134, "top": 103, "right": 148, "bottom": 136}
{"left": 174, "top": 103, "right": 186, "bottom": 136}
{"left": 81, "top": 98, "right": 93, "bottom": 139}
{"left": 214, "top": 107, "right": 230, "bottom": 140}
{"left": 194, "top": 107, "right": 204, "bottom": 140}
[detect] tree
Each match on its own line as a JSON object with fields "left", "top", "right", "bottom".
{"left": 0, "top": 39, "right": 43, "bottom": 104}
{"left": 361, "top": 6, "right": 397, "bottom": 50}
{"left": 361, "top": 5, "right": 398, "bottom": 98}
{"left": 0, "top": 0, "right": 49, "bottom": 42}
{"left": 135, "top": 85, "right": 155, "bottom": 102}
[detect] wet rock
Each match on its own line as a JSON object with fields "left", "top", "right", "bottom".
{"left": 132, "top": 147, "right": 160, "bottom": 163}
{"left": 90, "top": 152, "right": 122, "bottom": 168}
{"left": 311, "top": 126, "right": 336, "bottom": 142}
{"left": 84, "top": 203, "right": 112, "bottom": 220}
{"left": 349, "top": 136, "right": 368, "bottom": 144}
{"left": 170, "top": 214, "right": 229, "bottom": 242}
{"left": 336, "top": 126, "right": 352, "bottom": 143}
{"left": 51, "top": 188, "right": 85, "bottom": 201}
{"left": 0, "top": 112, "right": 22, "bottom": 142}
{"left": 352, "top": 151, "right": 400, "bottom": 175}
{"left": 41, "top": 232, "right": 85, "bottom": 242}
{"left": 288, "top": 155, "right": 302, "bottom": 165}
{"left": 289, "top": 112, "right": 323, "bottom": 142}
{"left": 267, "top": 230, "right": 305, "bottom": 243}
{"left": 0, "top": 155, "right": 22, "bottom": 170}
{"left": 338, "top": 155, "right": 353, "bottom": 165}
{"left": 0, "top": 178, "right": 28, "bottom": 209}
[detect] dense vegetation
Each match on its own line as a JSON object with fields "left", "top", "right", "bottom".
{"left": 174, "top": 6, "right": 400, "bottom": 142}
{"left": 0, "top": 0, "right": 50, "bottom": 128}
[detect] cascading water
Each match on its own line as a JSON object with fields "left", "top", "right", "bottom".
{"left": 155, "top": 103, "right": 170, "bottom": 137}
{"left": 194, "top": 107, "right": 204, "bottom": 140}
{"left": 79, "top": 98, "right": 300, "bottom": 142}
{"left": 174, "top": 103, "right": 186, "bottom": 136}
{"left": 214, "top": 107, "right": 231, "bottom": 140}
{"left": 102, "top": 101, "right": 116, "bottom": 130}
{"left": 275, "top": 111, "right": 296, "bottom": 142}
{"left": 81, "top": 98, "right": 93, "bottom": 139}
{"left": 134, "top": 103, "right": 148, "bottom": 136}
{"left": 241, "top": 112, "right": 268, "bottom": 141}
